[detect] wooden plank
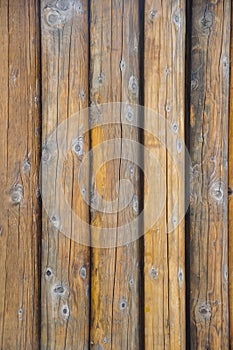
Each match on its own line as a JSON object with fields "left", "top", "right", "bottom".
{"left": 0, "top": 0, "right": 41, "bottom": 349}
{"left": 89, "top": 0, "right": 142, "bottom": 349}
{"left": 40, "top": 1, "right": 90, "bottom": 349}
{"left": 228, "top": 3, "right": 233, "bottom": 348}
{"left": 144, "top": 1, "right": 186, "bottom": 349}
{"left": 189, "top": 1, "right": 231, "bottom": 348}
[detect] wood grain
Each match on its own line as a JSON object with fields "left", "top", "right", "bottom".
{"left": 229, "top": 2, "right": 233, "bottom": 348}
{"left": 189, "top": 1, "right": 231, "bottom": 348}
{"left": 0, "top": 0, "right": 41, "bottom": 349}
{"left": 89, "top": 0, "right": 142, "bottom": 349}
{"left": 144, "top": 1, "right": 186, "bottom": 349}
{"left": 40, "top": 1, "right": 90, "bottom": 349}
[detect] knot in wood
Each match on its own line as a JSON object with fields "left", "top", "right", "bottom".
{"left": 42, "top": 146, "right": 51, "bottom": 163}
{"left": 45, "top": 267, "right": 53, "bottom": 280}
{"left": 126, "top": 106, "right": 134, "bottom": 122}
{"left": 80, "top": 266, "right": 87, "bottom": 279}
{"left": 45, "top": 9, "right": 66, "bottom": 29}
{"left": 50, "top": 215, "right": 60, "bottom": 229}
{"left": 200, "top": 11, "right": 213, "bottom": 31}
{"left": 61, "top": 305, "right": 70, "bottom": 320}
{"left": 53, "top": 285, "right": 66, "bottom": 295}
{"left": 210, "top": 181, "right": 224, "bottom": 202}
{"left": 128, "top": 76, "right": 139, "bottom": 97}
{"left": 191, "top": 78, "right": 199, "bottom": 91}
{"left": 10, "top": 184, "right": 23, "bottom": 204}
{"left": 72, "top": 137, "right": 84, "bottom": 158}
{"left": 198, "top": 303, "right": 211, "bottom": 320}
{"left": 119, "top": 299, "right": 127, "bottom": 310}
{"left": 172, "top": 122, "right": 178, "bottom": 133}
{"left": 148, "top": 8, "right": 157, "bottom": 22}
{"left": 149, "top": 266, "right": 158, "bottom": 280}
{"left": 56, "top": 0, "right": 71, "bottom": 11}
{"left": 173, "top": 9, "right": 182, "bottom": 28}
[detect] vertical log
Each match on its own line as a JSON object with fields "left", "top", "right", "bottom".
{"left": 228, "top": 2, "right": 233, "bottom": 348}
{"left": 89, "top": 0, "right": 142, "bottom": 349}
{"left": 0, "top": 0, "right": 40, "bottom": 349}
{"left": 40, "top": 1, "right": 90, "bottom": 349}
{"left": 189, "top": 1, "right": 231, "bottom": 348}
{"left": 144, "top": 1, "right": 186, "bottom": 349}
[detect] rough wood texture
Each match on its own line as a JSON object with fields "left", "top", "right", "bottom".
{"left": 89, "top": 0, "right": 142, "bottom": 349}
{"left": 229, "top": 3, "right": 233, "bottom": 348}
{"left": 0, "top": 0, "right": 40, "bottom": 349}
{"left": 189, "top": 1, "right": 231, "bottom": 348}
{"left": 40, "top": 1, "right": 90, "bottom": 349}
{"left": 143, "top": 1, "right": 186, "bottom": 349}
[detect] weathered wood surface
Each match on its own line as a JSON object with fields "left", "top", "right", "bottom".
{"left": 0, "top": 0, "right": 40, "bottom": 349}
{"left": 229, "top": 3, "right": 233, "bottom": 348}
{"left": 0, "top": 1, "right": 233, "bottom": 349}
{"left": 89, "top": 0, "right": 142, "bottom": 349}
{"left": 144, "top": 1, "right": 186, "bottom": 349}
{"left": 189, "top": 1, "right": 231, "bottom": 349}
{"left": 40, "top": 1, "right": 90, "bottom": 349}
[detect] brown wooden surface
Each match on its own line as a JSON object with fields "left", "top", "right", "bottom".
{"left": 229, "top": 2, "right": 233, "bottom": 348}
{"left": 89, "top": 0, "right": 142, "bottom": 349}
{"left": 40, "top": 1, "right": 90, "bottom": 349}
{"left": 0, "top": 0, "right": 40, "bottom": 349}
{"left": 143, "top": 1, "right": 186, "bottom": 349}
{"left": 0, "top": 1, "right": 233, "bottom": 349}
{"left": 189, "top": 1, "right": 231, "bottom": 349}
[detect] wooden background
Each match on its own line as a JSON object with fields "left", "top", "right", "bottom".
{"left": 0, "top": 0, "right": 232, "bottom": 349}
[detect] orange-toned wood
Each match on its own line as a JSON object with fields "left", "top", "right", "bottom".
{"left": 0, "top": 0, "right": 41, "bottom": 348}
{"left": 89, "top": 0, "right": 142, "bottom": 349}
{"left": 40, "top": 1, "right": 90, "bottom": 349}
{"left": 144, "top": 1, "right": 186, "bottom": 349}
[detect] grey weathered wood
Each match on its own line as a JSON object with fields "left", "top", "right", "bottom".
{"left": 189, "top": 1, "right": 231, "bottom": 348}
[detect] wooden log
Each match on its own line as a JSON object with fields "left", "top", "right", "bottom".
{"left": 144, "top": 1, "right": 186, "bottom": 349}
{"left": 228, "top": 2, "right": 233, "bottom": 348}
{"left": 0, "top": 0, "right": 40, "bottom": 349}
{"left": 89, "top": 0, "right": 142, "bottom": 349}
{"left": 189, "top": 1, "right": 231, "bottom": 348}
{"left": 40, "top": 1, "right": 90, "bottom": 349}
